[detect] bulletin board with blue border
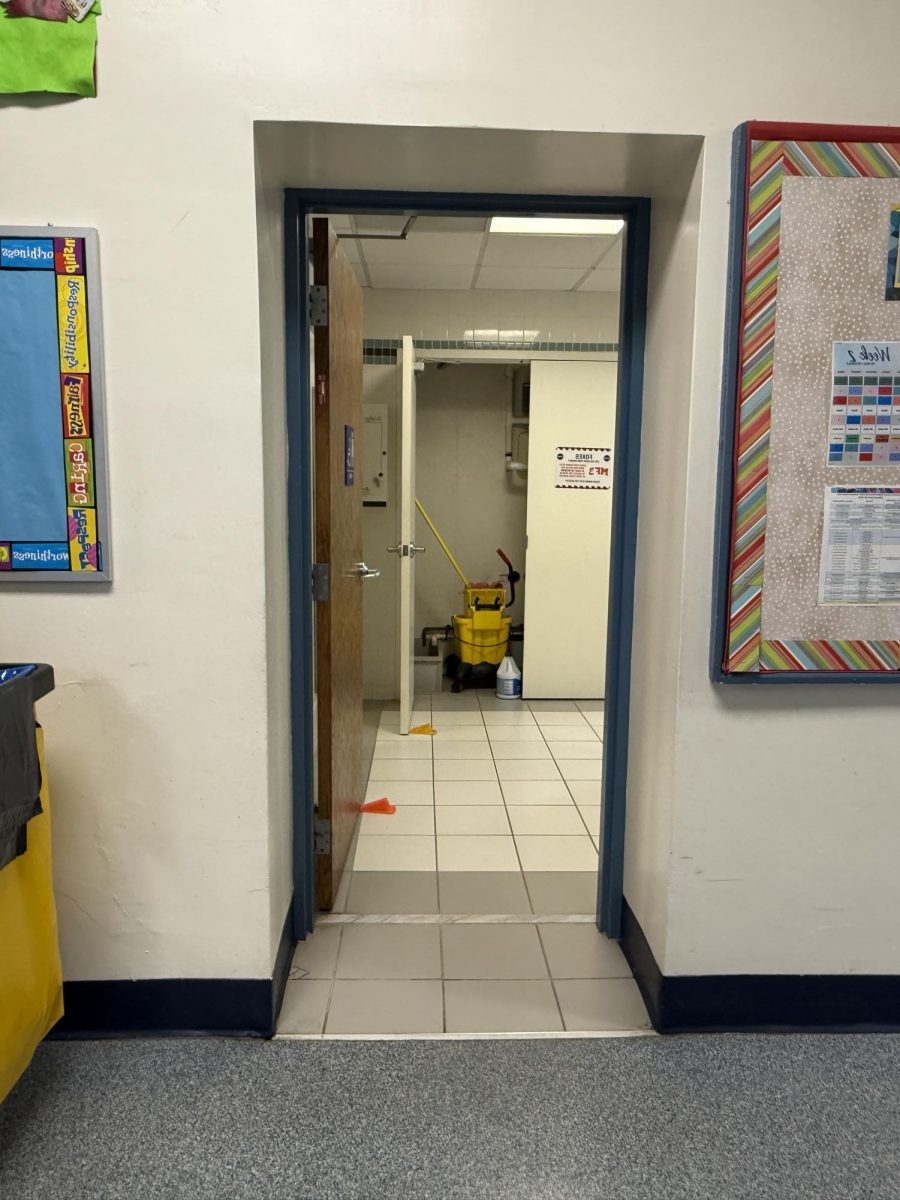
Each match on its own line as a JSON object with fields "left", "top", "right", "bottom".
{"left": 0, "top": 227, "right": 111, "bottom": 581}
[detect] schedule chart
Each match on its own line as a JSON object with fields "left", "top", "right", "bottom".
{"left": 829, "top": 343, "right": 900, "bottom": 466}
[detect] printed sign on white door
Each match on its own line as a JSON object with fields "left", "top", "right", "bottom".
{"left": 554, "top": 446, "right": 613, "bottom": 489}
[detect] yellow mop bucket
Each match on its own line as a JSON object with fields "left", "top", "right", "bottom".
{"left": 453, "top": 585, "right": 510, "bottom": 667}
{"left": 415, "top": 500, "right": 512, "bottom": 668}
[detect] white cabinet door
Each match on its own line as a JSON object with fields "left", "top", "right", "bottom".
{"left": 522, "top": 361, "right": 618, "bottom": 699}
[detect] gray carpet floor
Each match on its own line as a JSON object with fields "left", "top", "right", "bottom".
{"left": 2, "top": 1036, "right": 899, "bottom": 1199}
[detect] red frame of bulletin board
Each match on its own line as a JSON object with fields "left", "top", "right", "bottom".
{"left": 713, "top": 121, "right": 900, "bottom": 682}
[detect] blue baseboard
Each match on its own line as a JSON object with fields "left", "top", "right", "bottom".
{"left": 620, "top": 898, "right": 900, "bottom": 1032}
{"left": 48, "top": 900, "right": 296, "bottom": 1039}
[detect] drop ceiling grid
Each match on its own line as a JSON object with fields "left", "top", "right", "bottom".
{"left": 329, "top": 214, "right": 623, "bottom": 293}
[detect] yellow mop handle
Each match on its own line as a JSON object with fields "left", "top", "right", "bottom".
{"left": 415, "top": 498, "right": 470, "bottom": 587}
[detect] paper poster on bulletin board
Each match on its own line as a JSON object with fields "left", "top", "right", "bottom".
{"left": 0, "top": 226, "right": 110, "bottom": 581}
{"left": 818, "top": 486, "right": 900, "bottom": 605}
{"left": 713, "top": 123, "right": 900, "bottom": 680}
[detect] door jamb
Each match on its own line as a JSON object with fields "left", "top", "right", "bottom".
{"left": 284, "top": 188, "right": 651, "bottom": 939}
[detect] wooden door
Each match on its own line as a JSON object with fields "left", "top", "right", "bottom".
{"left": 397, "top": 336, "right": 417, "bottom": 732}
{"left": 313, "top": 218, "right": 368, "bottom": 909}
{"left": 523, "top": 361, "right": 618, "bottom": 699}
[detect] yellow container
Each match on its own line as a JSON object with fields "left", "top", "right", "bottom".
{"left": 453, "top": 584, "right": 510, "bottom": 664}
{"left": 0, "top": 726, "right": 64, "bottom": 1102}
{"left": 452, "top": 613, "right": 511, "bottom": 666}
{"left": 463, "top": 586, "right": 506, "bottom": 628}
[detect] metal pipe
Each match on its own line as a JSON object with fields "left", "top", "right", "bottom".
{"left": 421, "top": 625, "right": 453, "bottom": 648}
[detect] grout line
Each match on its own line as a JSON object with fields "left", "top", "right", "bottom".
{"left": 519, "top": 869, "right": 538, "bottom": 916}
{"left": 490, "top": 712, "right": 533, "bottom": 911}
{"left": 573, "top": 800, "right": 595, "bottom": 839}
{"left": 431, "top": 692, "right": 445, "bottom": 1038}
{"left": 431, "top": 690, "right": 442, "bottom": 1020}
{"left": 536, "top": 918, "right": 569, "bottom": 1031}
{"left": 319, "top": 925, "right": 344, "bottom": 1035}
{"left": 527, "top": 851, "right": 584, "bottom": 1034}
{"left": 491, "top": 718, "right": 516, "bottom": 839}
{"left": 428, "top": 693, "right": 439, "bottom": 885}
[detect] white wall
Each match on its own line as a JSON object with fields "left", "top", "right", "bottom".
{"left": 523, "top": 361, "right": 617, "bottom": 699}
{"left": 3, "top": 0, "right": 899, "bottom": 985}
{"left": 255, "top": 166, "right": 294, "bottom": 966}
{"left": 257, "top": 117, "right": 900, "bottom": 976}
{"left": 623, "top": 156, "right": 703, "bottom": 965}
{"left": 415, "top": 364, "right": 527, "bottom": 631}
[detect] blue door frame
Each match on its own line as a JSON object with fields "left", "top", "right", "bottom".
{"left": 284, "top": 189, "right": 650, "bottom": 940}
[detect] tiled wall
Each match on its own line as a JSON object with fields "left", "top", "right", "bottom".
{"left": 363, "top": 288, "right": 620, "bottom": 345}
{"left": 363, "top": 339, "right": 618, "bottom": 364}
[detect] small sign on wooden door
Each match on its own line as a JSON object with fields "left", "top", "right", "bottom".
{"left": 344, "top": 424, "right": 355, "bottom": 486}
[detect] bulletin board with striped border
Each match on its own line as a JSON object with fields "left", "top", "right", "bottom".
{"left": 713, "top": 123, "right": 900, "bottom": 681}
{"left": 0, "top": 226, "right": 111, "bottom": 582}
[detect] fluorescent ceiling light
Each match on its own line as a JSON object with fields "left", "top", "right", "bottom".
{"left": 489, "top": 216, "right": 624, "bottom": 236}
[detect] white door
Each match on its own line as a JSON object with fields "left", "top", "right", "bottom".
{"left": 397, "top": 336, "right": 417, "bottom": 732}
{"left": 523, "top": 361, "right": 618, "bottom": 699}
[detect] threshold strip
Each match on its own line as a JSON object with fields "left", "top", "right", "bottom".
{"left": 275, "top": 1030, "right": 655, "bottom": 1042}
{"left": 317, "top": 913, "right": 598, "bottom": 925}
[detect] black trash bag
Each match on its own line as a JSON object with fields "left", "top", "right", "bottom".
{"left": 0, "top": 673, "right": 41, "bottom": 872}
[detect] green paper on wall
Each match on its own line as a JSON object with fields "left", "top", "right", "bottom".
{"left": 0, "top": 2, "right": 100, "bottom": 97}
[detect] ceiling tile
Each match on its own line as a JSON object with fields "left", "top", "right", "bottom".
{"left": 337, "top": 236, "right": 362, "bottom": 263}
{"left": 367, "top": 264, "right": 475, "bottom": 290}
{"left": 482, "top": 234, "right": 616, "bottom": 269}
{"left": 575, "top": 268, "right": 621, "bottom": 293}
{"left": 597, "top": 237, "right": 623, "bottom": 267}
{"left": 475, "top": 266, "right": 584, "bottom": 291}
{"left": 350, "top": 214, "right": 414, "bottom": 235}
{"left": 413, "top": 216, "right": 488, "bottom": 233}
{"left": 362, "top": 231, "right": 484, "bottom": 267}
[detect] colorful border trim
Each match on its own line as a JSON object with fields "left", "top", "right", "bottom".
{"left": 0, "top": 232, "right": 102, "bottom": 575}
{"left": 724, "top": 125, "right": 900, "bottom": 675}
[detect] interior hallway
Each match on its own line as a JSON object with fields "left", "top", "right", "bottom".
{"left": 351, "top": 689, "right": 603, "bottom": 899}
{"left": 3, "top": 1036, "right": 898, "bottom": 1199}
{"left": 279, "top": 690, "right": 650, "bottom": 1035}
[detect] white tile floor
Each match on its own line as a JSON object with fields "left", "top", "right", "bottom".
{"left": 280, "top": 918, "right": 651, "bottom": 1035}
{"left": 359, "top": 692, "right": 604, "bottom": 873}
{"left": 277, "top": 691, "right": 651, "bottom": 1036}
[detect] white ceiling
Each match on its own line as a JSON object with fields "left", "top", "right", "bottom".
{"left": 323, "top": 214, "right": 622, "bottom": 292}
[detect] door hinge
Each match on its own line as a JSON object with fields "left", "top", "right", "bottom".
{"left": 312, "top": 562, "right": 330, "bottom": 602}
{"left": 309, "top": 285, "right": 328, "bottom": 327}
{"left": 314, "top": 818, "right": 331, "bottom": 856}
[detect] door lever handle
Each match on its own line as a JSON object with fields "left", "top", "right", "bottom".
{"left": 351, "top": 562, "right": 381, "bottom": 579}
